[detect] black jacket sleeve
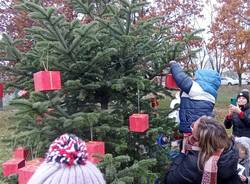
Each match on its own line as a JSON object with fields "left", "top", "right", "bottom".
{"left": 165, "top": 153, "right": 186, "bottom": 184}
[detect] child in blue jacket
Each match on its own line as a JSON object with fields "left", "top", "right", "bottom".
{"left": 170, "top": 61, "right": 221, "bottom": 134}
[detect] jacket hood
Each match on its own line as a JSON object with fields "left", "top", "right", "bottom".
{"left": 217, "top": 141, "right": 239, "bottom": 179}
{"left": 194, "top": 69, "right": 221, "bottom": 98}
{"left": 235, "top": 137, "right": 250, "bottom": 161}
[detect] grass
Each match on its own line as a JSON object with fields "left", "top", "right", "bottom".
{"left": 214, "top": 85, "right": 249, "bottom": 122}
{"left": 0, "top": 85, "right": 249, "bottom": 183}
{"left": 0, "top": 108, "right": 13, "bottom": 161}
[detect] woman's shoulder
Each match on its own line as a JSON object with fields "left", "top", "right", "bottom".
{"left": 219, "top": 140, "right": 238, "bottom": 165}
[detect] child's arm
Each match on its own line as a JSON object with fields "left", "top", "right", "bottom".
{"left": 170, "top": 62, "right": 193, "bottom": 94}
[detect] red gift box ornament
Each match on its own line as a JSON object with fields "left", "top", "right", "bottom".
{"left": 129, "top": 88, "right": 149, "bottom": 132}
{"left": 2, "top": 159, "right": 25, "bottom": 176}
{"left": 2, "top": 147, "right": 29, "bottom": 176}
{"left": 165, "top": 74, "right": 179, "bottom": 89}
{"left": 13, "top": 147, "right": 29, "bottom": 160}
{"left": 86, "top": 141, "right": 105, "bottom": 164}
{"left": 33, "top": 71, "right": 61, "bottom": 92}
{"left": 129, "top": 113, "right": 149, "bottom": 132}
{"left": 18, "top": 158, "right": 44, "bottom": 184}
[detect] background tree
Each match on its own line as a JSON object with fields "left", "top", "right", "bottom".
{"left": 148, "top": 0, "right": 204, "bottom": 72}
{"left": 0, "top": 0, "right": 76, "bottom": 84}
{"left": 208, "top": 0, "right": 250, "bottom": 85}
{"left": 198, "top": 0, "right": 224, "bottom": 74}
{"left": 0, "top": 0, "right": 76, "bottom": 52}
{"left": 0, "top": 0, "right": 205, "bottom": 75}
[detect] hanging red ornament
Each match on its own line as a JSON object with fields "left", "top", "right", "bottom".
{"left": 129, "top": 113, "right": 149, "bottom": 132}
{"left": 18, "top": 158, "right": 44, "bottom": 184}
{"left": 86, "top": 141, "right": 105, "bottom": 164}
{"left": 13, "top": 147, "right": 29, "bottom": 160}
{"left": 165, "top": 74, "right": 179, "bottom": 89}
{"left": 2, "top": 159, "right": 25, "bottom": 176}
{"left": 2, "top": 147, "right": 30, "bottom": 176}
{"left": 129, "top": 88, "right": 149, "bottom": 132}
{"left": 33, "top": 71, "right": 61, "bottom": 92}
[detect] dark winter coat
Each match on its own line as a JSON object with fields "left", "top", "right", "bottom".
{"left": 224, "top": 105, "right": 250, "bottom": 138}
{"left": 165, "top": 141, "right": 243, "bottom": 184}
{"left": 170, "top": 63, "right": 221, "bottom": 133}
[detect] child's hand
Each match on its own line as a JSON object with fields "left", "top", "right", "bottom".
{"left": 239, "top": 175, "right": 247, "bottom": 182}
{"left": 169, "top": 60, "right": 176, "bottom": 65}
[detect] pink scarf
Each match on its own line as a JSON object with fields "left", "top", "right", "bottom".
{"left": 185, "top": 136, "right": 223, "bottom": 184}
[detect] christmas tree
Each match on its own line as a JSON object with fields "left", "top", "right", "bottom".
{"left": 0, "top": 0, "right": 200, "bottom": 183}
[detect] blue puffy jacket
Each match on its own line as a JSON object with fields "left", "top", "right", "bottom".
{"left": 170, "top": 62, "right": 221, "bottom": 133}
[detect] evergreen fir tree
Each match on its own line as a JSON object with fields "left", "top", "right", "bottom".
{"left": 0, "top": 0, "right": 201, "bottom": 182}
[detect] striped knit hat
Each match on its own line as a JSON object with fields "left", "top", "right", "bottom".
{"left": 27, "top": 134, "right": 106, "bottom": 184}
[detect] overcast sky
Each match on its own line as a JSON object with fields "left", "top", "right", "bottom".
{"left": 194, "top": 0, "right": 219, "bottom": 41}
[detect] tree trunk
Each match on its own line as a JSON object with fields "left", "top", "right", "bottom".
{"left": 238, "top": 73, "right": 242, "bottom": 87}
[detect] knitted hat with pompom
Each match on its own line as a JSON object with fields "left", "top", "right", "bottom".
{"left": 237, "top": 91, "right": 249, "bottom": 103}
{"left": 27, "top": 134, "right": 106, "bottom": 184}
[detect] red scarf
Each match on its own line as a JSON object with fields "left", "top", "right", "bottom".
{"left": 185, "top": 136, "right": 223, "bottom": 184}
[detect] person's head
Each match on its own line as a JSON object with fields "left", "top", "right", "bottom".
{"left": 27, "top": 134, "right": 106, "bottom": 184}
{"left": 235, "top": 137, "right": 250, "bottom": 161}
{"left": 236, "top": 143, "right": 248, "bottom": 160}
{"left": 237, "top": 91, "right": 249, "bottom": 106}
{"left": 192, "top": 116, "right": 230, "bottom": 170}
